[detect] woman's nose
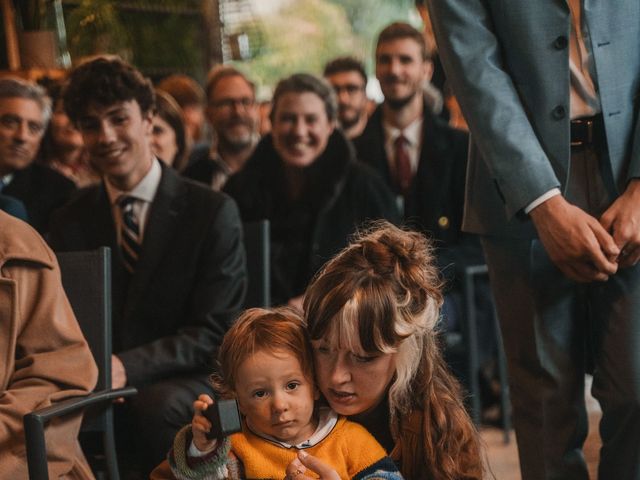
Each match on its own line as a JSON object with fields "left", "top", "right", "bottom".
{"left": 329, "top": 357, "right": 351, "bottom": 384}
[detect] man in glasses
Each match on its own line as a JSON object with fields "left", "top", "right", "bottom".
{"left": 323, "top": 56, "right": 370, "bottom": 139}
{"left": 184, "top": 66, "right": 259, "bottom": 190}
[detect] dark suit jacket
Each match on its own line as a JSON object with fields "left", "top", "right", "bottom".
{"left": 225, "top": 130, "right": 400, "bottom": 304}
{"left": 49, "top": 164, "right": 247, "bottom": 386}
{"left": 4, "top": 163, "right": 76, "bottom": 235}
{"left": 353, "top": 104, "right": 483, "bottom": 282}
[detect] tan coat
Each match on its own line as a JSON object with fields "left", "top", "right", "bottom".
{"left": 0, "top": 211, "right": 98, "bottom": 479}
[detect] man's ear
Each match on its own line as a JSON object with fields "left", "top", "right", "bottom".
{"left": 423, "top": 59, "right": 434, "bottom": 83}
{"left": 142, "top": 109, "right": 154, "bottom": 135}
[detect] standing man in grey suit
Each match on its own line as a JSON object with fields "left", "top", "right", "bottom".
{"left": 427, "top": 1, "right": 640, "bottom": 479}
{"left": 49, "top": 57, "right": 247, "bottom": 477}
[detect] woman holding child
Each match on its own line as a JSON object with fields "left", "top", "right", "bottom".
{"left": 288, "top": 221, "right": 483, "bottom": 480}
{"left": 153, "top": 221, "right": 483, "bottom": 479}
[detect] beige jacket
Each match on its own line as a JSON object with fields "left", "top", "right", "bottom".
{"left": 0, "top": 211, "right": 98, "bottom": 479}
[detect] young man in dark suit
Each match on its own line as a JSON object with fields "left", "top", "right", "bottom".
{"left": 354, "top": 23, "right": 486, "bottom": 330}
{"left": 49, "top": 57, "right": 247, "bottom": 476}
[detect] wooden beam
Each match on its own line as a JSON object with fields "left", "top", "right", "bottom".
{"left": 1, "top": 0, "right": 21, "bottom": 70}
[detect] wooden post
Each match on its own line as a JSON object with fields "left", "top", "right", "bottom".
{"left": 1, "top": 0, "right": 21, "bottom": 70}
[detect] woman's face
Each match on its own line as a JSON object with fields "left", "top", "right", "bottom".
{"left": 151, "top": 115, "right": 178, "bottom": 166}
{"left": 51, "top": 102, "right": 83, "bottom": 150}
{"left": 271, "top": 91, "right": 334, "bottom": 169}
{"left": 311, "top": 336, "right": 396, "bottom": 416}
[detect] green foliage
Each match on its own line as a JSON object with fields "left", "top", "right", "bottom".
{"left": 233, "top": 0, "right": 417, "bottom": 92}
{"left": 235, "top": 0, "right": 357, "bottom": 90}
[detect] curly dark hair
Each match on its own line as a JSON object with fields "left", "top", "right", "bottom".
{"left": 63, "top": 56, "right": 155, "bottom": 124}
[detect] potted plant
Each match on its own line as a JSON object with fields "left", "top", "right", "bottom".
{"left": 14, "top": 0, "right": 69, "bottom": 68}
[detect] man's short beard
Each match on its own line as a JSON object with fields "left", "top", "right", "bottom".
{"left": 385, "top": 90, "right": 418, "bottom": 111}
{"left": 219, "top": 132, "right": 254, "bottom": 153}
{"left": 339, "top": 111, "right": 363, "bottom": 130}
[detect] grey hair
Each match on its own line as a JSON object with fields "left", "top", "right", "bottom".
{"left": 271, "top": 73, "right": 338, "bottom": 123}
{"left": 0, "top": 77, "right": 52, "bottom": 125}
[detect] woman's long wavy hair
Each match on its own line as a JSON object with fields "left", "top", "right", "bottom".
{"left": 304, "top": 221, "right": 483, "bottom": 480}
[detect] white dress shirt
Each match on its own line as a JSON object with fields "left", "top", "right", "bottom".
{"left": 105, "top": 159, "right": 162, "bottom": 242}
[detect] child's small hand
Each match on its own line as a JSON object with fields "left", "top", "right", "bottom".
{"left": 192, "top": 394, "right": 218, "bottom": 452}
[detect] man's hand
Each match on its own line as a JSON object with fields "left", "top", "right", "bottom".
{"left": 529, "top": 195, "right": 619, "bottom": 282}
{"left": 600, "top": 179, "right": 640, "bottom": 268}
{"left": 111, "top": 354, "right": 127, "bottom": 388}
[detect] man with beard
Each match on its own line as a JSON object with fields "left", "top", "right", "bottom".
{"left": 0, "top": 77, "right": 76, "bottom": 234}
{"left": 354, "top": 22, "right": 492, "bottom": 369}
{"left": 323, "top": 56, "right": 370, "bottom": 139}
{"left": 183, "top": 66, "right": 259, "bottom": 190}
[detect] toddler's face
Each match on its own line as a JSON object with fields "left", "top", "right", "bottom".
{"left": 235, "top": 349, "right": 318, "bottom": 445}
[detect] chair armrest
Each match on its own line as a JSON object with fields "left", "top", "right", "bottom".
{"left": 24, "top": 387, "right": 137, "bottom": 480}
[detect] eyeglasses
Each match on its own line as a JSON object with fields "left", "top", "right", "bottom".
{"left": 210, "top": 97, "right": 255, "bottom": 110}
{"left": 331, "top": 84, "right": 365, "bottom": 95}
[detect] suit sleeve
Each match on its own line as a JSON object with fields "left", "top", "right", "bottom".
{"left": 118, "top": 195, "right": 247, "bottom": 385}
{"left": 426, "top": 0, "right": 561, "bottom": 217}
{"left": 0, "top": 249, "right": 97, "bottom": 474}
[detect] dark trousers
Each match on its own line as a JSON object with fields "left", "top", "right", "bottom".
{"left": 115, "top": 373, "right": 213, "bottom": 478}
{"left": 481, "top": 145, "right": 640, "bottom": 479}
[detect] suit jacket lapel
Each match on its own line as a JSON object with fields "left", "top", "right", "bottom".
{"left": 123, "top": 166, "right": 185, "bottom": 321}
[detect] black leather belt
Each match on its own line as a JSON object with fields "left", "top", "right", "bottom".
{"left": 571, "top": 114, "right": 603, "bottom": 148}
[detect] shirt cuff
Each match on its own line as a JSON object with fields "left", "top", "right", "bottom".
{"left": 524, "top": 188, "right": 561, "bottom": 214}
{"left": 188, "top": 439, "right": 218, "bottom": 457}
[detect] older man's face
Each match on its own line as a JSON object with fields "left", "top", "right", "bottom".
{"left": 0, "top": 97, "right": 46, "bottom": 176}
{"left": 206, "top": 75, "right": 258, "bottom": 152}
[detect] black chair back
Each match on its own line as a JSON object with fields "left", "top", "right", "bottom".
{"left": 243, "top": 220, "right": 271, "bottom": 308}
{"left": 24, "top": 247, "right": 136, "bottom": 480}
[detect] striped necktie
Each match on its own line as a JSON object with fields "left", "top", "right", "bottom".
{"left": 118, "top": 195, "right": 141, "bottom": 273}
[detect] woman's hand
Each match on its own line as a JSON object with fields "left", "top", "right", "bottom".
{"left": 284, "top": 450, "right": 340, "bottom": 480}
{"left": 191, "top": 394, "right": 218, "bottom": 452}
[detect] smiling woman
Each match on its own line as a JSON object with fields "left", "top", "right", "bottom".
{"left": 223, "top": 73, "right": 401, "bottom": 308}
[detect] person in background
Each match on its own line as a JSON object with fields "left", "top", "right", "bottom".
{"left": 0, "top": 77, "right": 76, "bottom": 234}
{"left": 353, "top": 22, "right": 486, "bottom": 337}
{"left": 287, "top": 221, "right": 483, "bottom": 479}
{"left": 37, "top": 78, "right": 100, "bottom": 187}
{"left": 152, "top": 89, "right": 188, "bottom": 171}
{"left": 0, "top": 210, "right": 98, "bottom": 479}
{"left": 49, "top": 56, "right": 247, "bottom": 477}
{"left": 224, "top": 73, "right": 399, "bottom": 310}
{"left": 323, "top": 56, "right": 370, "bottom": 140}
{"left": 157, "top": 73, "right": 208, "bottom": 155}
{"left": 183, "top": 66, "right": 259, "bottom": 191}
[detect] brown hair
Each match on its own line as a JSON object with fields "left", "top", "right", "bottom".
{"left": 157, "top": 74, "right": 205, "bottom": 108}
{"left": 213, "top": 307, "right": 315, "bottom": 398}
{"left": 154, "top": 90, "right": 188, "bottom": 171}
{"left": 205, "top": 65, "right": 255, "bottom": 103}
{"left": 304, "top": 221, "right": 482, "bottom": 480}
{"left": 376, "top": 22, "right": 430, "bottom": 61}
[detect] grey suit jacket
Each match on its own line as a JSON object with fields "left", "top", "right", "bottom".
{"left": 427, "top": 0, "right": 640, "bottom": 238}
